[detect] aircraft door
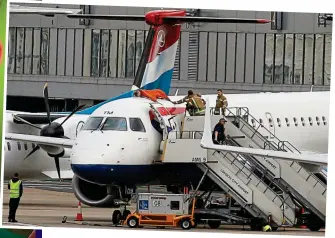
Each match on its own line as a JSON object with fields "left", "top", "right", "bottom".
{"left": 149, "top": 104, "right": 177, "bottom": 140}
{"left": 265, "top": 112, "right": 275, "bottom": 139}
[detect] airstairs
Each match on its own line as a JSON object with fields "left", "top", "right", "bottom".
{"left": 153, "top": 104, "right": 326, "bottom": 229}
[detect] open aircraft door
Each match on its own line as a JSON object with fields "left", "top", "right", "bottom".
{"left": 149, "top": 103, "right": 177, "bottom": 140}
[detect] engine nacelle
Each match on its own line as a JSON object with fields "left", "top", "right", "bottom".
{"left": 72, "top": 175, "right": 123, "bottom": 208}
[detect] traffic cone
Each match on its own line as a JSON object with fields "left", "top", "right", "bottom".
{"left": 300, "top": 225, "right": 307, "bottom": 229}
{"left": 75, "top": 201, "right": 83, "bottom": 221}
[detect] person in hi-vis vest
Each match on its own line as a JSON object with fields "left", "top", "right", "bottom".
{"left": 8, "top": 173, "right": 23, "bottom": 222}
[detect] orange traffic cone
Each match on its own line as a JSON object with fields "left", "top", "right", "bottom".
{"left": 75, "top": 201, "right": 83, "bottom": 221}
{"left": 300, "top": 225, "right": 307, "bottom": 229}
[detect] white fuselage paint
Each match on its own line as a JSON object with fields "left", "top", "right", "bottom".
{"left": 3, "top": 91, "right": 329, "bottom": 180}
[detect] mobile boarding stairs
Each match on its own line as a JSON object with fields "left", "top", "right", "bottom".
{"left": 151, "top": 104, "right": 326, "bottom": 231}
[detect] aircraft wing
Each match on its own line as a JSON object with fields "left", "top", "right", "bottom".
{"left": 42, "top": 170, "right": 74, "bottom": 180}
{"left": 6, "top": 133, "right": 74, "bottom": 148}
{"left": 9, "top": 4, "right": 82, "bottom": 15}
{"left": 200, "top": 98, "right": 328, "bottom": 166}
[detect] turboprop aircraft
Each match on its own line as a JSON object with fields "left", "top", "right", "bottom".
{"left": 5, "top": 8, "right": 329, "bottom": 211}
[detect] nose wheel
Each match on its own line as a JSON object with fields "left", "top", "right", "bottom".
{"left": 112, "top": 205, "right": 131, "bottom": 226}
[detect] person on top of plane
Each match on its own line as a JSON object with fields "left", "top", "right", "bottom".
{"left": 173, "top": 90, "right": 205, "bottom": 116}
{"left": 214, "top": 89, "right": 228, "bottom": 115}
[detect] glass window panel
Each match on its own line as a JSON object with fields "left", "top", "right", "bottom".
{"left": 15, "top": 28, "right": 24, "bottom": 74}
{"left": 264, "top": 34, "right": 274, "bottom": 84}
{"left": 274, "top": 34, "right": 284, "bottom": 84}
{"left": 118, "top": 30, "right": 126, "bottom": 78}
{"left": 293, "top": 34, "right": 303, "bottom": 85}
{"left": 108, "top": 30, "right": 118, "bottom": 78}
{"left": 100, "top": 30, "right": 109, "bottom": 77}
{"left": 102, "top": 117, "right": 127, "bottom": 131}
{"left": 32, "top": 28, "right": 41, "bottom": 75}
{"left": 324, "top": 34, "right": 331, "bottom": 85}
{"left": 303, "top": 34, "right": 314, "bottom": 85}
{"left": 135, "top": 31, "right": 144, "bottom": 73}
{"left": 82, "top": 117, "right": 104, "bottom": 130}
{"left": 284, "top": 34, "right": 294, "bottom": 84}
{"left": 126, "top": 30, "right": 135, "bottom": 78}
{"left": 7, "top": 28, "right": 16, "bottom": 74}
{"left": 83, "top": 29, "right": 92, "bottom": 77}
{"left": 40, "top": 28, "right": 49, "bottom": 75}
{"left": 314, "top": 34, "right": 324, "bottom": 85}
{"left": 91, "top": 29, "right": 100, "bottom": 77}
{"left": 129, "top": 118, "right": 146, "bottom": 132}
{"left": 24, "top": 28, "right": 33, "bottom": 74}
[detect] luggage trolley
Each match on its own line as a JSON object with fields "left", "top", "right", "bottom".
{"left": 123, "top": 193, "right": 196, "bottom": 230}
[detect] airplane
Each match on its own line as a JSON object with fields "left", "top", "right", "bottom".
{"left": 4, "top": 8, "right": 330, "bottom": 211}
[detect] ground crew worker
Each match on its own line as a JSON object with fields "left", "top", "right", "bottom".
{"left": 263, "top": 224, "right": 272, "bottom": 232}
{"left": 212, "top": 118, "right": 227, "bottom": 144}
{"left": 214, "top": 89, "right": 228, "bottom": 115}
{"left": 196, "top": 93, "right": 206, "bottom": 106}
{"left": 173, "top": 90, "right": 205, "bottom": 116}
{"left": 8, "top": 173, "right": 23, "bottom": 223}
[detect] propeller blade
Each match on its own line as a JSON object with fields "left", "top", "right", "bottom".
{"left": 13, "top": 114, "right": 42, "bottom": 130}
{"left": 24, "top": 145, "right": 40, "bottom": 160}
{"left": 58, "top": 104, "right": 86, "bottom": 127}
{"left": 43, "top": 83, "right": 51, "bottom": 125}
{"left": 54, "top": 156, "right": 61, "bottom": 181}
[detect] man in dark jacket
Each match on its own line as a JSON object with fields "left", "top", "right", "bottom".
{"left": 212, "top": 118, "right": 227, "bottom": 144}
{"left": 8, "top": 173, "right": 23, "bottom": 222}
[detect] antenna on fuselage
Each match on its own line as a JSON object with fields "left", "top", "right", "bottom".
{"left": 174, "top": 89, "right": 179, "bottom": 96}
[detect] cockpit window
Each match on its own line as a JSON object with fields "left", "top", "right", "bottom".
{"left": 102, "top": 117, "right": 127, "bottom": 131}
{"left": 82, "top": 117, "right": 104, "bottom": 130}
{"left": 129, "top": 118, "right": 146, "bottom": 132}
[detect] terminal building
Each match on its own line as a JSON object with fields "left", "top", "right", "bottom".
{"left": 6, "top": 5, "right": 333, "bottom": 112}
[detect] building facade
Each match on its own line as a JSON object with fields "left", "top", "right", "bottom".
{"left": 6, "top": 5, "right": 332, "bottom": 111}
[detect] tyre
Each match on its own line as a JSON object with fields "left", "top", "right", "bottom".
{"left": 307, "top": 214, "right": 323, "bottom": 232}
{"left": 112, "top": 210, "right": 121, "bottom": 225}
{"left": 123, "top": 210, "right": 131, "bottom": 219}
{"left": 271, "top": 226, "right": 278, "bottom": 232}
{"left": 127, "top": 216, "right": 139, "bottom": 228}
{"left": 180, "top": 218, "right": 192, "bottom": 230}
{"left": 250, "top": 218, "right": 264, "bottom": 231}
{"left": 208, "top": 220, "right": 221, "bottom": 229}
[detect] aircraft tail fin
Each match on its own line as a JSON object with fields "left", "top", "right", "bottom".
{"left": 139, "top": 10, "right": 185, "bottom": 95}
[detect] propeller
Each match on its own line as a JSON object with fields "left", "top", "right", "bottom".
{"left": 15, "top": 83, "right": 85, "bottom": 181}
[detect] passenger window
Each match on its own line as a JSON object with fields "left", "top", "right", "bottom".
{"left": 308, "top": 117, "right": 313, "bottom": 126}
{"left": 251, "top": 119, "right": 256, "bottom": 128}
{"left": 285, "top": 118, "right": 290, "bottom": 127}
{"left": 129, "top": 118, "right": 146, "bottom": 132}
{"left": 170, "top": 201, "right": 180, "bottom": 210}
{"left": 102, "top": 117, "right": 127, "bottom": 131}
{"left": 277, "top": 118, "right": 281, "bottom": 127}
{"left": 17, "top": 142, "right": 21, "bottom": 151}
{"left": 24, "top": 143, "right": 28, "bottom": 150}
{"left": 83, "top": 117, "right": 104, "bottom": 130}
{"left": 301, "top": 117, "right": 305, "bottom": 126}
{"left": 322, "top": 116, "right": 327, "bottom": 125}
{"left": 316, "top": 117, "right": 320, "bottom": 126}
{"left": 7, "top": 142, "right": 11, "bottom": 151}
{"left": 259, "top": 119, "right": 264, "bottom": 127}
{"left": 293, "top": 117, "right": 298, "bottom": 126}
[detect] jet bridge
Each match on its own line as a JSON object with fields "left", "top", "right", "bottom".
{"left": 163, "top": 108, "right": 327, "bottom": 230}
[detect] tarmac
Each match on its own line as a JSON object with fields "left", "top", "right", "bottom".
{"left": 1, "top": 182, "right": 326, "bottom": 236}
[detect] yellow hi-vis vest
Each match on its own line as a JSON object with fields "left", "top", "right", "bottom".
{"left": 9, "top": 180, "right": 21, "bottom": 199}
{"left": 263, "top": 225, "right": 272, "bottom": 232}
{"left": 189, "top": 96, "right": 205, "bottom": 115}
